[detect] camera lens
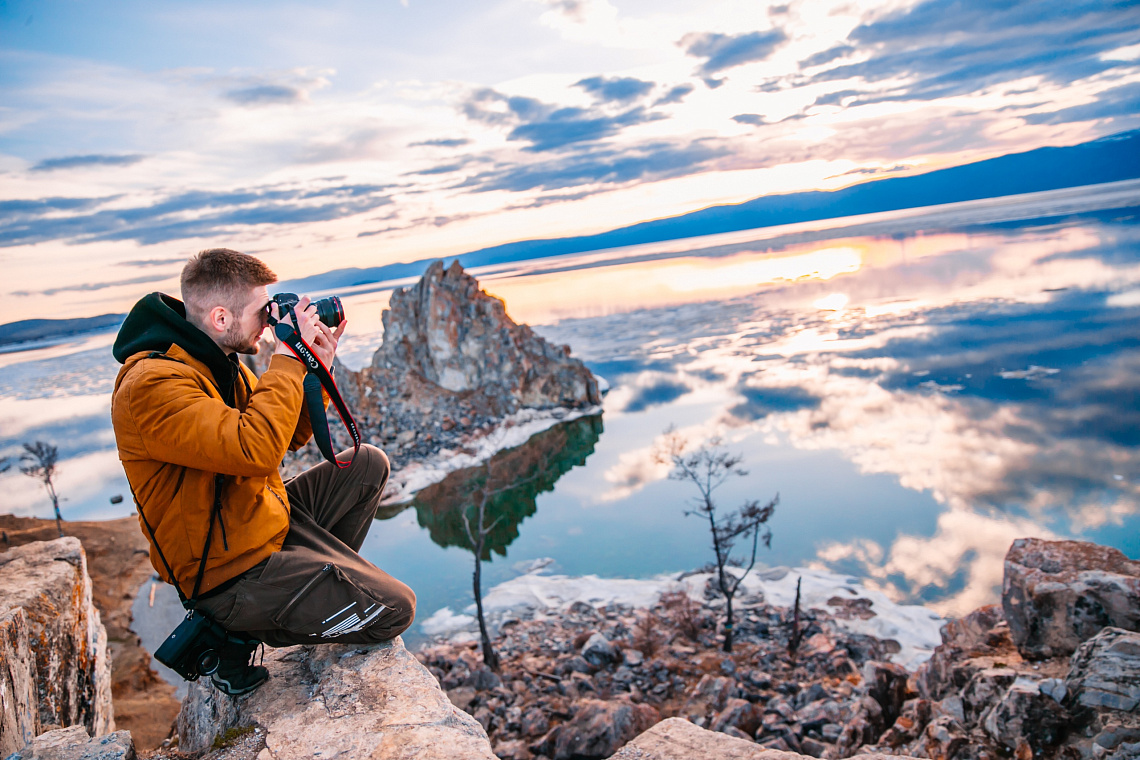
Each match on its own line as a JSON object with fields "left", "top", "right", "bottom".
{"left": 197, "top": 649, "right": 220, "bottom": 676}
{"left": 313, "top": 296, "right": 345, "bottom": 328}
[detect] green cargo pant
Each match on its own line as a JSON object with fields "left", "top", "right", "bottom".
{"left": 196, "top": 444, "right": 416, "bottom": 647}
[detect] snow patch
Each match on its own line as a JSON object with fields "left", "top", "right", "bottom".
{"left": 423, "top": 564, "right": 945, "bottom": 670}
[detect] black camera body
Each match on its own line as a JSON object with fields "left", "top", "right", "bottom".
{"left": 154, "top": 610, "right": 229, "bottom": 681}
{"left": 271, "top": 292, "right": 345, "bottom": 328}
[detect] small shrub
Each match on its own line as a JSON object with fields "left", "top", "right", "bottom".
{"left": 631, "top": 610, "right": 665, "bottom": 658}
{"left": 660, "top": 590, "right": 704, "bottom": 642}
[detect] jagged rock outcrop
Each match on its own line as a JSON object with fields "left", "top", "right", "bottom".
{"left": 1003, "top": 537, "right": 1140, "bottom": 660}
{"left": 178, "top": 637, "right": 497, "bottom": 759}
{"left": 0, "top": 538, "right": 114, "bottom": 755}
{"left": 608, "top": 717, "right": 912, "bottom": 759}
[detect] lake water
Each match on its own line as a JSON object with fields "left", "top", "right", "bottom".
{"left": 3, "top": 181, "right": 1139, "bottom": 643}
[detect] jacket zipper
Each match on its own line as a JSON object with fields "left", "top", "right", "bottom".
{"left": 266, "top": 484, "right": 287, "bottom": 508}
{"left": 273, "top": 563, "right": 333, "bottom": 626}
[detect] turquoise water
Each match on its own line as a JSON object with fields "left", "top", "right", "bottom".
{"left": 3, "top": 184, "right": 1139, "bottom": 641}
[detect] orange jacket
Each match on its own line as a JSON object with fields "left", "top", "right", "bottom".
{"left": 112, "top": 303, "right": 316, "bottom": 596}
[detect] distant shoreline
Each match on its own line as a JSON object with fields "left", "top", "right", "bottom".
{"left": 0, "top": 313, "right": 124, "bottom": 350}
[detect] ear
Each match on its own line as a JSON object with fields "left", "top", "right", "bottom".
{"left": 205, "top": 304, "right": 230, "bottom": 334}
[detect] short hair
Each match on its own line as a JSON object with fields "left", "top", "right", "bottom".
{"left": 181, "top": 248, "right": 277, "bottom": 322}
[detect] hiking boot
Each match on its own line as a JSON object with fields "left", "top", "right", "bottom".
{"left": 210, "top": 635, "right": 269, "bottom": 696}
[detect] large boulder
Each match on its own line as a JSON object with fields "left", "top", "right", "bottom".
{"left": 0, "top": 608, "right": 37, "bottom": 757}
{"left": 1064, "top": 627, "right": 1140, "bottom": 712}
{"left": 0, "top": 538, "right": 113, "bottom": 743}
{"left": 178, "top": 637, "right": 497, "bottom": 759}
{"left": 608, "top": 717, "right": 915, "bottom": 759}
{"left": 1002, "top": 538, "right": 1140, "bottom": 660}
{"left": 4, "top": 726, "right": 135, "bottom": 760}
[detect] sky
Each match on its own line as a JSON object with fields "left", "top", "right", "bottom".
{"left": 2, "top": 0, "right": 1140, "bottom": 322}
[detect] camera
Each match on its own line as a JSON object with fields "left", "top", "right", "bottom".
{"left": 270, "top": 292, "right": 345, "bottom": 328}
{"left": 154, "top": 610, "right": 230, "bottom": 681}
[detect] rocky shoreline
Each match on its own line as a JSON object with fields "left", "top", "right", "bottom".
{"left": 415, "top": 538, "right": 1140, "bottom": 760}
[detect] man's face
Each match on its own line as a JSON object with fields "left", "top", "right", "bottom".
{"left": 221, "top": 285, "right": 271, "bottom": 355}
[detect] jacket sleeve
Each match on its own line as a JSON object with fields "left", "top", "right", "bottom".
{"left": 124, "top": 355, "right": 308, "bottom": 477}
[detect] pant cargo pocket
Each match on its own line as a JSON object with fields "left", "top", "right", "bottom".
{"left": 272, "top": 563, "right": 393, "bottom": 639}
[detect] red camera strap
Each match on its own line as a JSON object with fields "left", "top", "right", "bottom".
{"left": 268, "top": 308, "right": 361, "bottom": 469}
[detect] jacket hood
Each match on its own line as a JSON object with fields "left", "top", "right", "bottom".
{"left": 113, "top": 292, "right": 240, "bottom": 402}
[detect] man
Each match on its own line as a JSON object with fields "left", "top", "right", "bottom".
{"left": 111, "top": 248, "right": 415, "bottom": 695}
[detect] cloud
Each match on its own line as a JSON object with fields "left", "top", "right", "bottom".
{"left": 408, "top": 138, "right": 472, "bottom": 148}
{"left": 575, "top": 75, "right": 655, "bottom": 103}
{"left": 681, "top": 29, "right": 788, "bottom": 76}
{"left": 732, "top": 113, "right": 765, "bottom": 125}
{"left": 1022, "top": 81, "right": 1140, "bottom": 125}
{"left": 30, "top": 154, "right": 145, "bottom": 172}
{"left": 653, "top": 83, "right": 695, "bottom": 106}
{"left": 224, "top": 84, "right": 305, "bottom": 105}
{"left": 729, "top": 383, "right": 820, "bottom": 421}
{"left": 14, "top": 272, "right": 174, "bottom": 297}
{"left": 456, "top": 139, "right": 728, "bottom": 192}
{"left": 799, "top": 45, "right": 854, "bottom": 69}
{"left": 460, "top": 87, "right": 665, "bottom": 151}
{"left": 808, "top": 0, "right": 1140, "bottom": 106}
{"left": 0, "top": 182, "right": 395, "bottom": 247}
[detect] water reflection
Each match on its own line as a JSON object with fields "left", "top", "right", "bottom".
{"left": 410, "top": 414, "right": 604, "bottom": 557}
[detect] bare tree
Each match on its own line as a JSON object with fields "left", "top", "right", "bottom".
{"left": 20, "top": 441, "right": 64, "bottom": 537}
{"left": 657, "top": 429, "right": 777, "bottom": 653}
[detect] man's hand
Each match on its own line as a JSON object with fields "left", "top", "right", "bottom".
{"left": 310, "top": 316, "right": 347, "bottom": 368}
{"left": 271, "top": 296, "right": 346, "bottom": 367}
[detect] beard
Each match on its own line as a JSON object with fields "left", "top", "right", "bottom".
{"left": 221, "top": 322, "right": 262, "bottom": 355}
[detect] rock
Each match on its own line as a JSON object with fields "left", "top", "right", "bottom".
{"left": 1095, "top": 723, "right": 1140, "bottom": 754}
{"left": 918, "top": 715, "right": 968, "bottom": 760}
{"left": 374, "top": 260, "right": 600, "bottom": 405}
{"left": 623, "top": 649, "right": 644, "bottom": 667}
{"left": 680, "top": 675, "right": 735, "bottom": 723}
{"left": 551, "top": 699, "right": 660, "bottom": 760}
{"left": 961, "top": 667, "right": 1018, "bottom": 723}
{"left": 580, "top": 632, "right": 618, "bottom": 668}
{"left": 1064, "top": 627, "right": 1140, "bottom": 712}
{"left": 878, "top": 698, "right": 931, "bottom": 749}
{"left": 980, "top": 680, "right": 1070, "bottom": 751}
{"left": 177, "top": 638, "right": 497, "bottom": 759}
{"left": 1040, "top": 677, "right": 1067, "bottom": 702}
{"left": 863, "top": 660, "right": 909, "bottom": 728}
{"left": 5, "top": 726, "right": 135, "bottom": 760}
{"left": 914, "top": 604, "right": 1008, "bottom": 701}
{"left": 1003, "top": 538, "right": 1140, "bottom": 660}
{"left": 494, "top": 738, "right": 535, "bottom": 760}
{"left": 0, "top": 608, "right": 37, "bottom": 757}
{"left": 798, "top": 736, "right": 830, "bottom": 757}
{"left": 710, "top": 698, "right": 761, "bottom": 737}
{"left": 609, "top": 717, "right": 912, "bottom": 759}
{"left": 0, "top": 538, "right": 113, "bottom": 741}
{"left": 447, "top": 685, "right": 477, "bottom": 711}
{"left": 520, "top": 707, "right": 549, "bottom": 737}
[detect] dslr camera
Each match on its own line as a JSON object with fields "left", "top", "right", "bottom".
{"left": 269, "top": 292, "right": 345, "bottom": 328}
{"left": 155, "top": 610, "right": 246, "bottom": 682}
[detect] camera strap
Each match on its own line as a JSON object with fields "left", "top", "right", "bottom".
{"left": 132, "top": 472, "right": 225, "bottom": 611}
{"left": 267, "top": 304, "right": 361, "bottom": 470}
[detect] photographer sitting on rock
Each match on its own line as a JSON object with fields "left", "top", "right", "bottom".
{"left": 111, "top": 248, "right": 415, "bottom": 695}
